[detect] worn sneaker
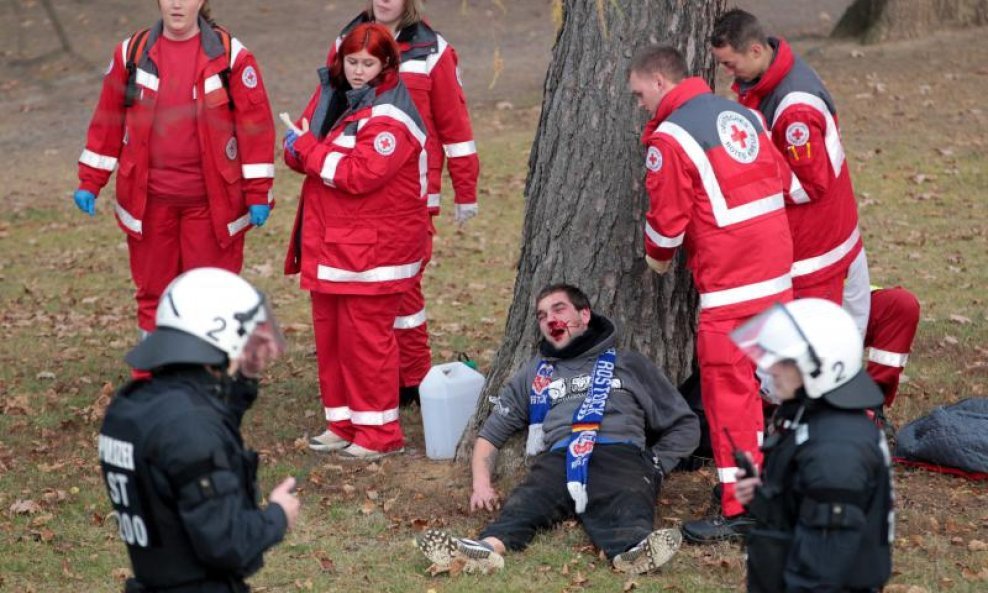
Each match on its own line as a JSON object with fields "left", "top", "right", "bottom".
{"left": 682, "top": 514, "right": 755, "bottom": 544}
{"left": 338, "top": 443, "right": 404, "bottom": 461}
{"left": 307, "top": 430, "right": 350, "bottom": 452}
{"left": 416, "top": 529, "right": 504, "bottom": 574}
{"left": 612, "top": 528, "right": 682, "bottom": 574}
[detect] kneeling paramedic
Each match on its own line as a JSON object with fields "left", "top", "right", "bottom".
{"left": 98, "top": 268, "right": 300, "bottom": 593}
{"left": 732, "top": 298, "right": 893, "bottom": 593}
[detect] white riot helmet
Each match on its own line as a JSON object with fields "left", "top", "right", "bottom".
{"left": 125, "top": 268, "right": 285, "bottom": 373}
{"left": 731, "top": 298, "right": 883, "bottom": 409}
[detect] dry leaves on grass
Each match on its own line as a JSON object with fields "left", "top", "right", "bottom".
{"left": 885, "top": 586, "right": 928, "bottom": 593}
{"left": 9, "top": 499, "right": 42, "bottom": 515}
{"left": 969, "top": 539, "right": 988, "bottom": 551}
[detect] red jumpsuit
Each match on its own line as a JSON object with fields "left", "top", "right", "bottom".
{"left": 78, "top": 22, "right": 275, "bottom": 332}
{"left": 643, "top": 78, "right": 795, "bottom": 517}
{"left": 284, "top": 72, "right": 428, "bottom": 453}
{"left": 735, "top": 37, "right": 865, "bottom": 305}
{"left": 865, "top": 287, "right": 920, "bottom": 407}
{"left": 332, "top": 14, "right": 480, "bottom": 389}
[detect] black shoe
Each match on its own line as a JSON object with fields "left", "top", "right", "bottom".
{"left": 399, "top": 385, "right": 420, "bottom": 407}
{"left": 682, "top": 514, "right": 755, "bottom": 544}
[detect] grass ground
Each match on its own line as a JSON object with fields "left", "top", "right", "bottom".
{"left": 1, "top": 20, "right": 986, "bottom": 593}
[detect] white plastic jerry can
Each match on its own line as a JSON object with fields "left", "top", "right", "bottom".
{"left": 419, "top": 362, "right": 486, "bottom": 460}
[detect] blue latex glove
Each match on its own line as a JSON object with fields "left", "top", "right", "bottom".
{"left": 249, "top": 204, "right": 270, "bottom": 227}
{"left": 73, "top": 189, "right": 96, "bottom": 216}
{"left": 284, "top": 129, "right": 300, "bottom": 159}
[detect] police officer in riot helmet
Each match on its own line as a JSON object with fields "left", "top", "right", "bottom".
{"left": 98, "top": 268, "right": 300, "bottom": 593}
{"left": 731, "top": 298, "right": 892, "bottom": 593}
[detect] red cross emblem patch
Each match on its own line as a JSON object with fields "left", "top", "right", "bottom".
{"left": 645, "top": 146, "right": 663, "bottom": 172}
{"left": 716, "top": 111, "right": 760, "bottom": 164}
{"left": 786, "top": 122, "right": 810, "bottom": 147}
{"left": 241, "top": 66, "right": 258, "bottom": 89}
{"left": 374, "top": 131, "right": 397, "bottom": 156}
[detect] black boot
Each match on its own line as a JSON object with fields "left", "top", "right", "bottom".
{"left": 399, "top": 385, "right": 420, "bottom": 407}
{"left": 681, "top": 513, "right": 755, "bottom": 544}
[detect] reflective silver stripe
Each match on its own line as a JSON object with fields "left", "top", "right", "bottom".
{"left": 350, "top": 408, "right": 400, "bottom": 426}
{"left": 394, "top": 308, "right": 427, "bottom": 329}
{"left": 699, "top": 273, "right": 792, "bottom": 309}
{"left": 772, "top": 91, "right": 845, "bottom": 176}
{"left": 230, "top": 37, "right": 246, "bottom": 68}
{"left": 325, "top": 406, "right": 351, "bottom": 422}
{"left": 419, "top": 149, "right": 428, "bottom": 199}
{"left": 203, "top": 74, "right": 223, "bottom": 95}
{"left": 644, "top": 221, "right": 684, "bottom": 249}
{"left": 789, "top": 172, "right": 810, "bottom": 204}
{"left": 399, "top": 61, "right": 428, "bottom": 75}
{"left": 333, "top": 134, "right": 356, "bottom": 148}
{"left": 424, "top": 35, "right": 449, "bottom": 75}
{"left": 227, "top": 214, "right": 250, "bottom": 236}
{"left": 427, "top": 193, "right": 441, "bottom": 208}
{"left": 79, "top": 149, "right": 118, "bottom": 172}
{"left": 791, "top": 227, "right": 861, "bottom": 278}
{"left": 366, "top": 105, "right": 426, "bottom": 146}
{"left": 242, "top": 163, "right": 274, "bottom": 179}
{"left": 718, "top": 466, "right": 740, "bottom": 484}
{"left": 135, "top": 68, "right": 159, "bottom": 91}
{"left": 869, "top": 348, "right": 909, "bottom": 367}
{"left": 657, "top": 122, "right": 785, "bottom": 227}
{"left": 444, "top": 140, "right": 477, "bottom": 158}
{"left": 115, "top": 201, "right": 142, "bottom": 234}
{"left": 317, "top": 261, "right": 422, "bottom": 283}
{"left": 320, "top": 152, "right": 345, "bottom": 187}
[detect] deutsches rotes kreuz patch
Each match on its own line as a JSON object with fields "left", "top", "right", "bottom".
{"left": 225, "top": 137, "right": 238, "bottom": 160}
{"left": 374, "top": 131, "right": 397, "bottom": 156}
{"left": 645, "top": 146, "right": 663, "bottom": 172}
{"left": 785, "top": 122, "right": 810, "bottom": 147}
{"left": 241, "top": 66, "right": 258, "bottom": 89}
{"left": 716, "top": 111, "right": 760, "bottom": 164}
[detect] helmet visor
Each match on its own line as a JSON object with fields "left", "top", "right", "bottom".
{"left": 730, "top": 303, "right": 812, "bottom": 371}
{"left": 236, "top": 297, "right": 287, "bottom": 378}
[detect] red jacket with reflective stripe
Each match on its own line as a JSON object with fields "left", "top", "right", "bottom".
{"left": 283, "top": 73, "right": 428, "bottom": 296}
{"left": 734, "top": 38, "right": 862, "bottom": 289}
{"left": 77, "top": 22, "right": 275, "bottom": 247}
{"left": 643, "top": 78, "right": 794, "bottom": 320}
{"left": 330, "top": 15, "right": 479, "bottom": 214}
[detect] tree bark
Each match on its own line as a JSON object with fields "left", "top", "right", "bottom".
{"left": 455, "top": 0, "right": 725, "bottom": 473}
{"left": 833, "top": 0, "right": 988, "bottom": 43}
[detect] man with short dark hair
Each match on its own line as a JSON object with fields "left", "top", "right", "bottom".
{"left": 416, "top": 284, "right": 699, "bottom": 575}
{"left": 710, "top": 9, "right": 870, "bottom": 327}
{"left": 628, "top": 44, "right": 797, "bottom": 543}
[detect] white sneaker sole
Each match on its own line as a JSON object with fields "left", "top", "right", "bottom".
{"left": 613, "top": 528, "right": 682, "bottom": 574}
{"left": 338, "top": 446, "right": 405, "bottom": 461}
{"left": 416, "top": 529, "right": 504, "bottom": 574}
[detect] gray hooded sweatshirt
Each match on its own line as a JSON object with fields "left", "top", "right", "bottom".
{"left": 479, "top": 314, "right": 700, "bottom": 474}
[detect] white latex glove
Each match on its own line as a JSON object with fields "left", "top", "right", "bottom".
{"left": 645, "top": 255, "right": 672, "bottom": 275}
{"left": 454, "top": 203, "right": 479, "bottom": 225}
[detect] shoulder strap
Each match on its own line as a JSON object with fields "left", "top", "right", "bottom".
{"left": 213, "top": 25, "right": 235, "bottom": 110}
{"left": 124, "top": 28, "right": 151, "bottom": 108}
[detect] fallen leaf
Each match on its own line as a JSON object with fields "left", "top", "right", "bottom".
{"left": 9, "top": 499, "right": 42, "bottom": 515}
{"left": 623, "top": 578, "right": 638, "bottom": 591}
{"left": 365, "top": 489, "right": 379, "bottom": 501}
{"left": 942, "top": 336, "right": 959, "bottom": 346}
{"left": 969, "top": 539, "right": 988, "bottom": 551}
{"left": 360, "top": 500, "right": 376, "bottom": 515}
{"left": 949, "top": 314, "right": 972, "bottom": 325}
{"left": 35, "top": 371, "right": 56, "bottom": 380}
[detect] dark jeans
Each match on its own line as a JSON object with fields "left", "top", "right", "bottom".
{"left": 480, "top": 444, "right": 662, "bottom": 559}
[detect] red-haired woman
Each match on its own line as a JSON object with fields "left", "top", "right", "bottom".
{"left": 284, "top": 22, "right": 428, "bottom": 461}
{"left": 330, "top": 0, "right": 481, "bottom": 406}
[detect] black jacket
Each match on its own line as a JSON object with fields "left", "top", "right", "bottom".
{"left": 746, "top": 399, "right": 893, "bottom": 593}
{"left": 98, "top": 367, "right": 286, "bottom": 592}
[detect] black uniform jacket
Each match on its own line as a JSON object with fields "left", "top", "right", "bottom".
{"left": 746, "top": 400, "right": 893, "bottom": 593}
{"left": 98, "top": 367, "right": 287, "bottom": 591}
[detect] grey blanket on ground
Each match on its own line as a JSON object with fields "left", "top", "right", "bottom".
{"left": 894, "top": 398, "right": 988, "bottom": 474}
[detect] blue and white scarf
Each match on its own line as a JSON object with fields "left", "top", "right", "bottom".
{"left": 527, "top": 348, "right": 617, "bottom": 513}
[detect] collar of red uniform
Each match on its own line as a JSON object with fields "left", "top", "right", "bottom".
{"left": 732, "top": 37, "right": 795, "bottom": 108}
{"left": 643, "top": 77, "right": 712, "bottom": 141}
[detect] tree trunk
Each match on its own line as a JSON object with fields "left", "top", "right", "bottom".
{"left": 455, "top": 0, "right": 725, "bottom": 473}
{"left": 833, "top": 0, "right": 988, "bottom": 43}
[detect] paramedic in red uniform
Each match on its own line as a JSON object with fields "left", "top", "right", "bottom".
{"left": 710, "top": 9, "right": 870, "bottom": 320}
{"left": 329, "top": 0, "right": 481, "bottom": 405}
{"left": 866, "top": 286, "right": 920, "bottom": 408}
{"left": 283, "top": 23, "right": 429, "bottom": 461}
{"left": 73, "top": 0, "right": 275, "bottom": 340}
{"left": 628, "top": 45, "right": 795, "bottom": 543}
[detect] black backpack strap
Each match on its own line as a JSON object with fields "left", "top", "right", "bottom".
{"left": 124, "top": 28, "right": 151, "bottom": 108}
{"left": 213, "top": 26, "right": 235, "bottom": 110}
